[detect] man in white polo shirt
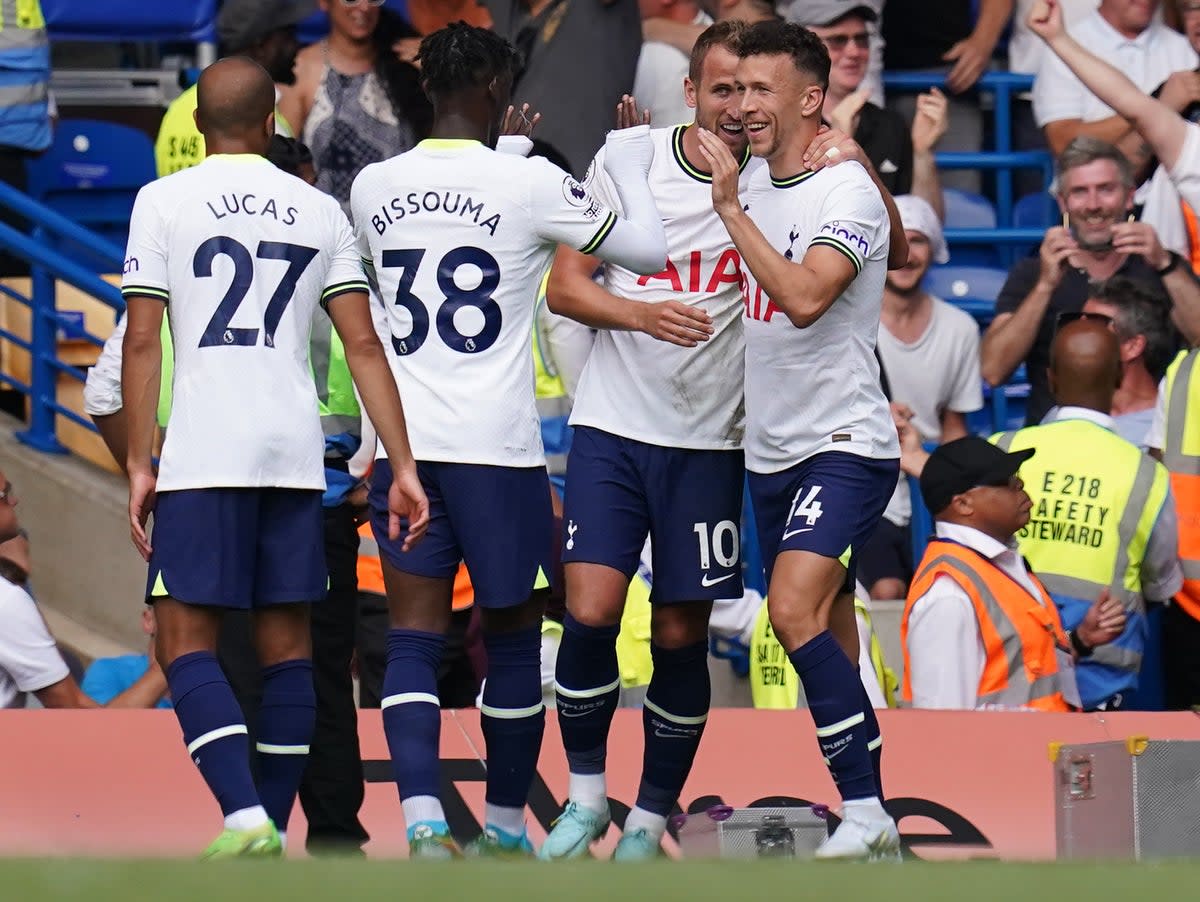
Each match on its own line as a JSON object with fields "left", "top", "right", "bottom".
{"left": 1033, "top": 0, "right": 1196, "bottom": 182}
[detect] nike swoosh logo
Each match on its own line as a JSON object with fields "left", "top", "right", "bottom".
{"left": 701, "top": 573, "right": 735, "bottom": 587}
{"left": 781, "top": 527, "right": 813, "bottom": 541}
{"left": 825, "top": 744, "right": 849, "bottom": 760}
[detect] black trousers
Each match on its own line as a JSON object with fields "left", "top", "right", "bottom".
{"left": 1163, "top": 602, "right": 1200, "bottom": 712}
{"left": 217, "top": 501, "right": 368, "bottom": 852}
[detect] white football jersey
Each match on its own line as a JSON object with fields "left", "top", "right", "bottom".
{"left": 121, "top": 154, "right": 368, "bottom": 492}
{"left": 350, "top": 139, "right": 618, "bottom": 467}
{"left": 740, "top": 161, "right": 899, "bottom": 473}
{"left": 570, "top": 125, "right": 760, "bottom": 449}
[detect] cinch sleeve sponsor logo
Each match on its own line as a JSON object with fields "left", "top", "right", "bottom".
{"left": 818, "top": 221, "right": 870, "bottom": 255}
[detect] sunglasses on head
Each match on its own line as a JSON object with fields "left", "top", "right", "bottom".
{"left": 1055, "top": 310, "right": 1113, "bottom": 329}
{"left": 822, "top": 34, "right": 870, "bottom": 51}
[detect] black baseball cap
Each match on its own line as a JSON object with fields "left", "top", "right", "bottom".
{"left": 920, "top": 436, "right": 1035, "bottom": 516}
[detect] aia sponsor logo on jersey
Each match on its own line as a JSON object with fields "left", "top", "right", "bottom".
{"left": 635, "top": 249, "right": 741, "bottom": 293}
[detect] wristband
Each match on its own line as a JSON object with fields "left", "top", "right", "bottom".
{"left": 1069, "top": 629, "right": 1093, "bottom": 658}
{"left": 1156, "top": 252, "right": 1181, "bottom": 277}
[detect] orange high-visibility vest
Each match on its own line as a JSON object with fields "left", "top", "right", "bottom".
{"left": 356, "top": 522, "right": 474, "bottom": 610}
{"left": 1161, "top": 350, "right": 1200, "bottom": 621}
{"left": 1181, "top": 202, "right": 1200, "bottom": 275}
{"left": 902, "top": 539, "right": 1073, "bottom": 712}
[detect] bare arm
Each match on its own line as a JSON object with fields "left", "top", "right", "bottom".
{"left": 980, "top": 228, "right": 1075, "bottom": 386}
{"left": 92, "top": 411, "right": 129, "bottom": 476}
{"left": 1108, "top": 221, "right": 1200, "bottom": 344}
{"left": 910, "top": 89, "right": 948, "bottom": 221}
{"left": 545, "top": 246, "right": 713, "bottom": 347}
{"left": 327, "top": 290, "right": 429, "bottom": 549}
{"left": 35, "top": 665, "right": 167, "bottom": 709}
{"left": 943, "top": 0, "right": 1014, "bottom": 94}
{"left": 940, "top": 409, "right": 969, "bottom": 443}
{"left": 121, "top": 297, "right": 164, "bottom": 560}
{"left": 1030, "top": 0, "right": 1189, "bottom": 170}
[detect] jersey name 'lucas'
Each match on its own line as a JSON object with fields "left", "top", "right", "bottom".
{"left": 368, "top": 190, "right": 503, "bottom": 237}
{"left": 204, "top": 192, "right": 300, "bottom": 226}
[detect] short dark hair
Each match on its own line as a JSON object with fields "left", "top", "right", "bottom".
{"left": 1090, "top": 277, "right": 1180, "bottom": 380}
{"left": 688, "top": 20, "right": 750, "bottom": 84}
{"left": 736, "top": 19, "right": 830, "bottom": 91}
{"left": 266, "top": 135, "right": 312, "bottom": 178}
{"left": 417, "top": 21, "right": 522, "bottom": 99}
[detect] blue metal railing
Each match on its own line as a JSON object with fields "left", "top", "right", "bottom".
{"left": 0, "top": 181, "right": 123, "bottom": 453}
{"left": 883, "top": 71, "right": 1051, "bottom": 230}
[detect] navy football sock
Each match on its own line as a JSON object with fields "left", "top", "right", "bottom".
{"left": 381, "top": 629, "right": 445, "bottom": 821}
{"left": 634, "top": 640, "right": 711, "bottom": 818}
{"left": 167, "top": 651, "right": 261, "bottom": 818}
{"left": 860, "top": 681, "right": 884, "bottom": 800}
{"left": 255, "top": 658, "right": 315, "bottom": 834}
{"left": 554, "top": 613, "right": 621, "bottom": 805}
{"left": 480, "top": 626, "right": 545, "bottom": 834}
{"left": 788, "top": 631, "right": 877, "bottom": 802}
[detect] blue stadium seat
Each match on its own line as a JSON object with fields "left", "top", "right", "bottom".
{"left": 298, "top": 0, "right": 411, "bottom": 44}
{"left": 1013, "top": 192, "right": 1057, "bottom": 229}
{"left": 922, "top": 264, "right": 1008, "bottom": 327}
{"left": 41, "top": 0, "right": 218, "bottom": 42}
{"left": 942, "top": 188, "right": 1001, "bottom": 265}
{"left": 25, "top": 120, "right": 156, "bottom": 268}
{"left": 943, "top": 188, "right": 997, "bottom": 229}
{"left": 908, "top": 471, "right": 933, "bottom": 567}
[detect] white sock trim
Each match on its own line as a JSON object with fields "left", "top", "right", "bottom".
{"left": 480, "top": 701, "right": 544, "bottom": 720}
{"left": 381, "top": 691, "right": 440, "bottom": 709}
{"left": 815, "top": 712, "right": 865, "bottom": 738}
{"left": 867, "top": 736, "right": 883, "bottom": 751}
{"left": 187, "top": 724, "right": 247, "bottom": 755}
{"left": 643, "top": 696, "right": 708, "bottom": 726}
{"left": 554, "top": 677, "right": 620, "bottom": 699}
{"left": 256, "top": 742, "right": 311, "bottom": 755}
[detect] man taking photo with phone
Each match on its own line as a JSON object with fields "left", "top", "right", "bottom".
{"left": 981, "top": 136, "right": 1200, "bottom": 426}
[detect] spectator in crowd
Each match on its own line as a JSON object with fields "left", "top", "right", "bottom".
{"left": 1078, "top": 277, "right": 1180, "bottom": 447}
{"left": 780, "top": 0, "right": 884, "bottom": 105}
{"left": 981, "top": 136, "right": 1200, "bottom": 426}
{"left": 155, "top": 0, "right": 314, "bottom": 177}
{"left": 0, "top": 470, "right": 167, "bottom": 709}
{"left": 634, "top": 0, "right": 713, "bottom": 128}
{"left": 1033, "top": 0, "right": 1196, "bottom": 186}
{"left": 1147, "top": 345, "right": 1200, "bottom": 711}
{"left": 0, "top": 0, "right": 51, "bottom": 277}
{"left": 993, "top": 318, "right": 1180, "bottom": 711}
{"left": 788, "top": 3, "right": 949, "bottom": 217}
{"left": 862, "top": 196, "right": 983, "bottom": 602}
{"left": 901, "top": 437, "right": 1127, "bottom": 710}
{"left": 81, "top": 606, "right": 171, "bottom": 709}
{"left": 882, "top": 0, "right": 1014, "bottom": 193}
{"left": 282, "top": 0, "right": 431, "bottom": 210}
{"left": 488, "top": 0, "right": 642, "bottom": 175}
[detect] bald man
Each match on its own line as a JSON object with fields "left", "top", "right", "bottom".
{"left": 121, "top": 57, "right": 427, "bottom": 857}
{"left": 992, "top": 318, "right": 1181, "bottom": 711}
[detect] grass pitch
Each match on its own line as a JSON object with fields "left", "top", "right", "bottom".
{"left": 4, "top": 859, "right": 1200, "bottom": 902}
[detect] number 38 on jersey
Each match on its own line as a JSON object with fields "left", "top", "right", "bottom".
{"left": 381, "top": 245, "right": 502, "bottom": 356}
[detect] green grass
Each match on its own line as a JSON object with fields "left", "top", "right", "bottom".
{"left": 4, "top": 859, "right": 1200, "bottom": 901}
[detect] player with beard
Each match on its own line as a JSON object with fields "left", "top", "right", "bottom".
{"left": 538, "top": 20, "right": 760, "bottom": 862}
{"left": 982, "top": 136, "right": 1200, "bottom": 426}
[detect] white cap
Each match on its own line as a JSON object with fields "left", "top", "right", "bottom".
{"left": 894, "top": 194, "right": 949, "bottom": 264}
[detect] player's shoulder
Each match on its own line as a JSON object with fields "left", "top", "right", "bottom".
{"left": 0, "top": 577, "right": 33, "bottom": 615}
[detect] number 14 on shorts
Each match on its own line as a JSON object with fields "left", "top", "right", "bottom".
{"left": 782, "top": 485, "right": 824, "bottom": 540}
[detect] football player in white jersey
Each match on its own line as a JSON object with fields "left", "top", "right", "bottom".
{"left": 348, "top": 23, "right": 668, "bottom": 858}
{"left": 696, "top": 20, "right": 908, "bottom": 860}
{"left": 120, "top": 58, "right": 429, "bottom": 859}
{"left": 538, "top": 21, "right": 760, "bottom": 862}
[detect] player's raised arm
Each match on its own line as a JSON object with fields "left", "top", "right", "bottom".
{"left": 697, "top": 127, "right": 877, "bottom": 329}
{"left": 120, "top": 189, "right": 169, "bottom": 560}
{"left": 1029, "top": 0, "right": 1189, "bottom": 171}
{"left": 546, "top": 139, "right": 713, "bottom": 347}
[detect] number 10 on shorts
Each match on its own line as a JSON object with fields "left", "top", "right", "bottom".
{"left": 693, "top": 520, "right": 739, "bottom": 571}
